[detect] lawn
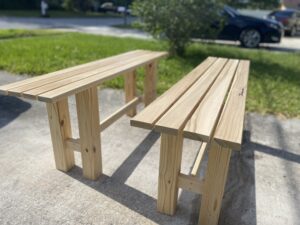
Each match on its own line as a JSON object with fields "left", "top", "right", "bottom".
{"left": 0, "top": 30, "right": 299, "bottom": 118}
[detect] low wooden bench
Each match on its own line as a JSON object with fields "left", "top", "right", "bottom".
{"left": 0, "top": 50, "right": 167, "bottom": 180}
{"left": 131, "top": 57, "right": 250, "bottom": 225}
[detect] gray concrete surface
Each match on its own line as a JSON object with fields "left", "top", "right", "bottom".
{"left": 0, "top": 71, "right": 300, "bottom": 225}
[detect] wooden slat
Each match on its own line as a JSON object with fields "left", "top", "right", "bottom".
{"left": 38, "top": 51, "right": 167, "bottom": 102}
{"left": 20, "top": 52, "right": 151, "bottom": 99}
{"left": 130, "top": 57, "right": 217, "bottom": 129}
{"left": 178, "top": 173, "right": 205, "bottom": 194}
{"left": 154, "top": 58, "right": 228, "bottom": 135}
{"left": 100, "top": 96, "right": 142, "bottom": 131}
{"left": 183, "top": 60, "right": 239, "bottom": 142}
{"left": 214, "top": 60, "right": 250, "bottom": 150}
{"left": 0, "top": 50, "right": 145, "bottom": 95}
{"left": 191, "top": 142, "right": 208, "bottom": 176}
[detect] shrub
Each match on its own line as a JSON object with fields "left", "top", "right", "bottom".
{"left": 133, "top": 0, "right": 223, "bottom": 55}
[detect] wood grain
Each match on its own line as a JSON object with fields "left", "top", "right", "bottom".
{"left": 191, "top": 142, "right": 208, "bottom": 176}
{"left": 124, "top": 70, "right": 137, "bottom": 117}
{"left": 144, "top": 61, "right": 157, "bottom": 106}
{"left": 46, "top": 98, "right": 75, "bottom": 171}
{"left": 75, "top": 87, "right": 102, "bottom": 180}
{"left": 183, "top": 60, "right": 239, "bottom": 142}
{"left": 154, "top": 58, "right": 228, "bottom": 134}
{"left": 0, "top": 50, "right": 144, "bottom": 95}
{"left": 198, "top": 141, "right": 232, "bottom": 225}
{"left": 157, "top": 133, "right": 183, "bottom": 215}
{"left": 130, "top": 57, "right": 217, "bottom": 129}
{"left": 214, "top": 60, "right": 250, "bottom": 150}
{"left": 178, "top": 173, "right": 204, "bottom": 194}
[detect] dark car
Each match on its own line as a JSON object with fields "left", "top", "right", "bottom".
{"left": 217, "top": 6, "right": 283, "bottom": 48}
{"left": 267, "top": 9, "right": 300, "bottom": 36}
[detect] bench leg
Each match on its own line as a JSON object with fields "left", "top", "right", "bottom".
{"left": 157, "top": 133, "right": 183, "bottom": 215}
{"left": 46, "top": 98, "right": 75, "bottom": 172}
{"left": 198, "top": 141, "right": 232, "bottom": 225}
{"left": 144, "top": 61, "right": 157, "bottom": 106}
{"left": 124, "top": 70, "right": 137, "bottom": 117}
{"left": 75, "top": 87, "right": 102, "bottom": 180}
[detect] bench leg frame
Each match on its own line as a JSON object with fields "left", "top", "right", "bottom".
{"left": 46, "top": 98, "right": 75, "bottom": 172}
{"left": 198, "top": 141, "right": 232, "bottom": 225}
{"left": 124, "top": 70, "right": 137, "bottom": 117}
{"left": 76, "top": 87, "right": 102, "bottom": 180}
{"left": 144, "top": 61, "right": 157, "bottom": 106}
{"left": 157, "top": 132, "right": 183, "bottom": 215}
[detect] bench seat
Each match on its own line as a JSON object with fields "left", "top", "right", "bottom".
{"left": 0, "top": 50, "right": 167, "bottom": 103}
{"left": 131, "top": 57, "right": 250, "bottom": 150}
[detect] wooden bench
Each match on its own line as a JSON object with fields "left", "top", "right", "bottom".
{"left": 0, "top": 50, "right": 168, "bottom": 180}
{"left": 131, "top": 57, "right": 250, "bottom": 225}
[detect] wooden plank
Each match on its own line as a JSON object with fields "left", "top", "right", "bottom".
{"left": 11, "top": 51, "right": 149, "bottom": 98}
{"left": 38, "top": 51, "right": 168, "bottom": 102}
{"left": 75, "top": 87, "right": 102, "bottom": 180}
{"left": 183, "top": 60, "right": 239, "bottom": 142}
{"left": 198, "top": 141, "right": 232, "bottom": 225}
{"left": 130, "top": 57, "right": 217, "bottom": 129}
{"left": 177, "top": 173, "right": 205, "bottom": 194}
{"left": 154, "top": 58, "right": 228, "bottom": 135}
{"left": 157, "top": 133, "right": 183, "bottom": 215}
{"left": 0, "top": 50, "right": 145, "bottom": 95}
{"left": 46, "top": 98, "right": 75, "bottom": 171}
{"left": 214, "top": 60, "right": 250, "bottom": 150}
{"left": 191, "top": 142, "right": 208, "bottom": 176}
{"left": 144, "top": 61, "right": 157, "bottom": 106}
{"left": 65, "top": 138, "right": 81, "bottom": 152}
{"left": 124, "top": 70, "right": 137, "bottom": 117}
{"left": 100, "top": 96, "right": 142, "bottom": 131}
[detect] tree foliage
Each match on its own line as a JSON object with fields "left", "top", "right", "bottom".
{"left": 224, "top": 0, "right": 279, "bottom": 9}
{"left": 133, "top": 0, "right": 223, "bottom": 55}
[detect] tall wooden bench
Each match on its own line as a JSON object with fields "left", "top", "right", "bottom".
{"left": 131, "top": 57, "right": 250, "bottom": 225}
{"left": 0, "top": 50, "right": 167, "bottom": 180}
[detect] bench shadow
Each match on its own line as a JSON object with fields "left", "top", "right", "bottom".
{"left": 0, "top": 95, "right": 32, "bottom": 128}
{"left": 66, "top": 129, "right": 261, "bottom": 225}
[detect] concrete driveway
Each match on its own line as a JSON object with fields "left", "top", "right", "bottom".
{"left": 0, "top": 71, "right": 300, "bottom": 225}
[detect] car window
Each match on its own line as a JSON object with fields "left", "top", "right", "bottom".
{"left": 273, "top": 11, "right": 294, "bottom": 17}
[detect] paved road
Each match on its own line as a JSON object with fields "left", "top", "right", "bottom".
{"left": 0, "top": 71, "right": 300, "bottom": 225}
{"left": 1, "top": 16, "right": 300, "bottom": 51}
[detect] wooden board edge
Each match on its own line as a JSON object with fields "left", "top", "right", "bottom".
{"left": 214, "top": 137, "right": 242, "bottom": 150}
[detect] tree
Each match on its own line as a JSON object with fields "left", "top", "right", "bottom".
{"left": 133, "top": 0, "right": 223, "bottom": 55}
{"left": 224, "top": 0, "right": 279, "bottom": 9}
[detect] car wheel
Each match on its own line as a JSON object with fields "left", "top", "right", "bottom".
{"left": 240, "top": 29, "right": 261, "bottom": 48}
{"left": 290, "top": 26, "right": 297, "bottom": 37}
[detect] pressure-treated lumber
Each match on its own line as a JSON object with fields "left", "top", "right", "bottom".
{"left": 198, "top": 141, "right": 232, "bottom": 225}
{"left": 65, "top": 138, "right": 80, "bottom": 152}
{"left": 183, "top": 60, "right": 239, "bottom": 142}
{"left": 124, "top": 70, "right": 137, "bottom": 117}
{"left": 20, "top": 52, "right": 149, "bottom": 99}
{"left": 191, "top": 142, "right": 208, "bottom": 176}
{"left": 38, "top": 52, "right": 167, "bottom": 102}
{"left": 157, "top": 133, "right": 183, "bottom": 215}
{"left": 46, "top": 98, "right": 75, "bottom": 171}
{"left": 144, "top": 61, "right": 157, "bottom": 106}
{"left": 154, "top": 58, "right": 228, "bottom": 134}
{"left": 214, "top": 60, "right": 250, "bottom": 150}
{"left": 75, "top": 87, "right": 102, "bottom": 180}
{"left": 0, "top": 50, "right": 144, "bottom": 96}
{"left": 130, "top": 57, "right": 217, "bottom": 129}
{"left": 177, "top": 173, "right": 205, "bottom": 194}
{"left": 100, "top": 96, "right": 142, "bottom": 131}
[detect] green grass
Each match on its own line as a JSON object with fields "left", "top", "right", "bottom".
{"left": 0, "top": 29, "right": 62, "bottom": 40}
{"left": 0, "top": 31, "right": 299, "bottom": 118}
{"left": 0, "top": 10, "right": 122, "bottom": 18}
